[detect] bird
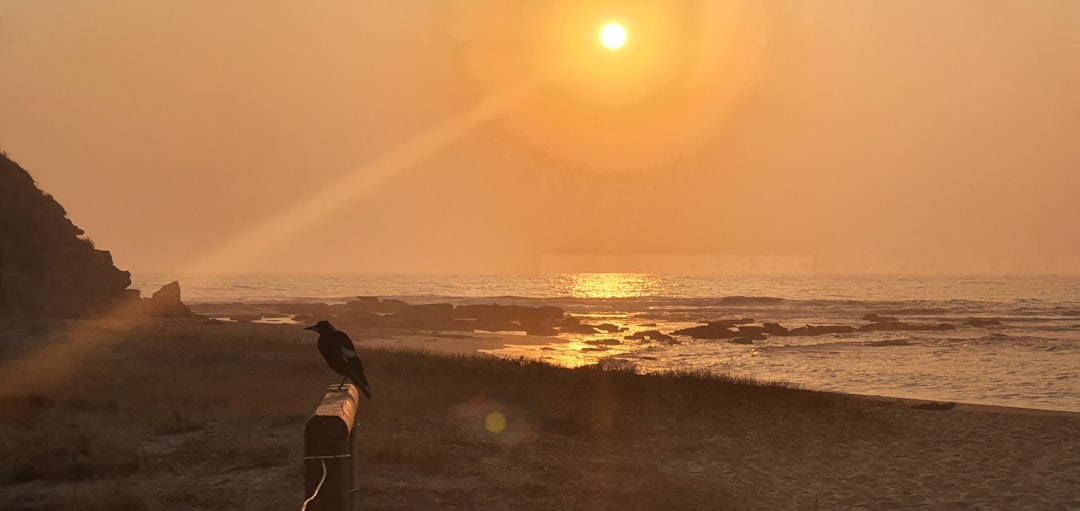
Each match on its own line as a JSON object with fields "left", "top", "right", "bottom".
{"left": 304, "top": 320, "right": 373, "bottom": 399}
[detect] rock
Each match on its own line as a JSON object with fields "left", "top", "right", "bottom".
{"left": 786, "top": 325, "right": 856, "bottom": 336}
{"left": 729, "top": 337, "right": 755, "bottom": 345}
{"left": 962, "top": 318, "right": 1002, "bottom": 327}
{"left": 150, "top": 281, "right": 193, "bottom": 318}
{"left": 596, "top": 323, "right": 625, "bottom": 333}
{"left": 865, "top": 339, "right": 912, "bottom": 346}
{"left": 862, "top": 313, "right": 899, "bottom": 322}
{"left": 624, "top": 330, "right": 676, "bottom": 344}
{"left": 707, "top": 318, "right": 756, "bottom": 328}
{"left": 454, "top": 304, "right": 564, "bottom": 333}
{"left": 537, "top": 306, "right": 565, "bottom": 321}
{"left": 391, "top": 303, "right": 455, "bottom": 329}
{"left": 559, "top": 319, "right": 600, "bottom": 334}
{"left": 858, "top": 322, "right": 955, "bottom": 332}
{"left": 345, "top": 297, "right": 407, "bottom": 314}
{"left": 735, "top": 326, "right": 767, "bottom": 340}
{"left": 672, "top": 323, "right": 738, "bottom": 339}
{"left": 762, "top": 322, "right": 789, "bottom": 335}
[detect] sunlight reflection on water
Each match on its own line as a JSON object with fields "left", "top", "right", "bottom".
{"left": 560, "top": 273, "right": 661, "bottom": 298}
{"left": 131, "top": 272, "right": 1080, "bottom": 411}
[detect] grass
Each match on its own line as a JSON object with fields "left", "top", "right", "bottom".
{"left": 0, "top": 318, "right": 892, "bottom": 510}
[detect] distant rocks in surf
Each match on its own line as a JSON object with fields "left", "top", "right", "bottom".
{"left": 670, "top": 315, "right": 977, "bottom": 344}
{"left": 787, "top": 325, "right": 857, "bottom": 336}
{"left": 296, "top": 298, "right": 571, "bottom": 336}
{"left": 858, "top": 321, "right": 955, "bottom": 332}
{"left": 672, "top": 321, "right": 855, "bottom": 341}
{"left": 671, "top": 319, "right": 755, "bottom": 339}
{"left": 864, "top": 339, "right": 912, "bottom": 347}
{"left": 624, "top": 330, "right": 677, "bottom": 344}
{"left": 280, "top": 297, "right": 1007, "bottom": 345}
{"left": 346, "top": 296, "right": 408, "bottom": 315}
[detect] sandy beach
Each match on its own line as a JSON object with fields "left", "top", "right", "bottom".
{"left": 1, "top": 317, "right": 1078, "bottom": 510}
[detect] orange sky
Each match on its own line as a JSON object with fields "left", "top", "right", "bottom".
{"left": 1, "top": 1, "right": 1078, "bottom": 275}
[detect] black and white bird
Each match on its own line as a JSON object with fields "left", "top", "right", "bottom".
{"left": 304, "top": 320, "right": 373, "bottom": 399}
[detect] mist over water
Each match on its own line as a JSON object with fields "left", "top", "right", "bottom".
{"left": 134, "top": 273, "right": 1080, "bottom": 412}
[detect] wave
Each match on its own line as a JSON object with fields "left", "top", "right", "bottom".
{"left": 716, "top": 295, "right": 787, "bottom": 305}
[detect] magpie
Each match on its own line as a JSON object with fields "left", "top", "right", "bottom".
{"left": 304, "top": 320, "right": 373, "bottom": 399}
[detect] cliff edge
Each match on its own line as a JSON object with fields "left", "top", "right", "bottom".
{"left": 0, "top": 150, "right": 134, "bottom": 316}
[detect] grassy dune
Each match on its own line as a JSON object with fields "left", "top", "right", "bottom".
{"left": 1, "top": 319, "right": 1077, "bottom": 510}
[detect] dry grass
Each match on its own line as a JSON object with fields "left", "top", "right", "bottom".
{"left": 0, "top": 318, "right": 891, "bottom": 510}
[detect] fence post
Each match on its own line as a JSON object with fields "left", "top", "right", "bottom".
{"left": 304, "top": 384, "right": 359, "bottom": 511}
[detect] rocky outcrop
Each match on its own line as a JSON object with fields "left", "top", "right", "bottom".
{"left": 762, "top": 322, "right": 789, "bottom": 335}
{"left": 786, "top": 324, "right": 857, "bottom": 336}
{"left": 149, "top": 281, "right": 193, "bottom": 318}
{"left": 454, "top": 304, "right": 564, "bottom": 333}
{"left": 674, "top": 319, "right": 862, "bottom": 339}
{"left": 558, "top": 317, "right": 600, "bottom": 334}
{"left": 858, "top": 322, "right": 955, "bottom": 332}
{"left": 624, "top": 330, "right": 676, "bottom": 344}
{"left": 865, "top": 339, "right": 912, "bottom": 347}
{"left": 390, "top": 303, "right": 456, "bottom": 329}
{"left": 345, "top": 297, "right": 408, "bottom": 315}
{"left": 672, "top": 322, "right": 739, "bottom": 339}
{"left": 1, "top": 151, "right": 132, "bottom": 316}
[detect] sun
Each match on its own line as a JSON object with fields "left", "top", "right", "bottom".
{"left": 599, "top": 23, "right": 627, "bottom": 50}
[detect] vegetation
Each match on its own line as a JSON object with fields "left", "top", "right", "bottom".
{"left": 0, "top": 319, "right": 897, "bottom": 510}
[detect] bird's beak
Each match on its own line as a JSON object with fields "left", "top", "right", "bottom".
{"left": 304, "top": 325, "right": 318, "bottom": 331}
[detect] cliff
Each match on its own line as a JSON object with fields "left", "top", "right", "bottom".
{"left": 0, "top": 150, "right": 134, "bottom": 316}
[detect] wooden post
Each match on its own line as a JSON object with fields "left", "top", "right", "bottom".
{"left": 304, "top": 384, "right": 359, "bottom": 511}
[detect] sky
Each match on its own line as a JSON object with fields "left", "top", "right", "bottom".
{"left": 1, "top": 1, "right": 1078, "bottom": 275}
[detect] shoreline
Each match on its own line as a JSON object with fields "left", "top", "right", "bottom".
{"left": 360, "top": 330, "right": 1080, "bottom": 417}
{"left": 841, "top": 392, "right": 1080, "bottom": 419}
{"left": 361, "top": 327, "right": 1080, "bottom": 417}
{"left": 190, "top": 300, "right": 1080, "bottom": 416}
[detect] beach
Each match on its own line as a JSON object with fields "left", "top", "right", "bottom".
{"left": 159, "top": 273, "right": 1080, "bottom": 414}
{"left": 1, "top": 317, "right": 1078, "bottom": 510}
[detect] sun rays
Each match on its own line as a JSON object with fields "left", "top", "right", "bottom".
{"left": 186, "top": 67, "right": 560, "bottom": 274}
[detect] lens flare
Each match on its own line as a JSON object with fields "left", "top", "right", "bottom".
{"left": 485, "top": 412, "right": 507, "bottom": 433}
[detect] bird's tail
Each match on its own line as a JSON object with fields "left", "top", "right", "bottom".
{"left": 349, "top": 374, "right": 373, "bottom": 400}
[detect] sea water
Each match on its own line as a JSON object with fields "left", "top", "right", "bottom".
{"left": 132, "top": 273, "right": 1080, "bottom": 412}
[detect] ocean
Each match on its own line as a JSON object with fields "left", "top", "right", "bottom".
{"left": 132, "top": 273, "right": 1080, "bottom": 412}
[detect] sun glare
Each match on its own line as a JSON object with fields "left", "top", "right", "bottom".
{"left": 566, "top": 273, "right": 659, "bottom": 298}
{"left": 600, "top": 23, "right": 626, "bottom": 49}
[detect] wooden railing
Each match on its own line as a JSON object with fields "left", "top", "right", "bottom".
{"left": 302, "top": 384, "right": 360, "bottom": 511}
